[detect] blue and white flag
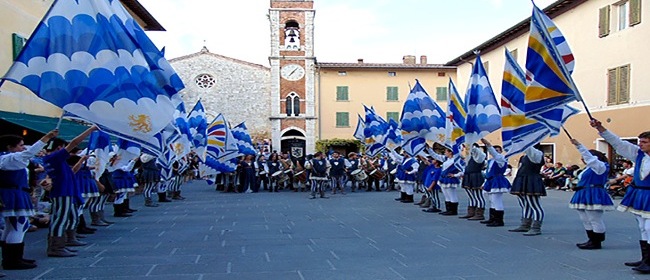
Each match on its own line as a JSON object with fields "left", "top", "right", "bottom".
{"left": 399, "top": 80, "right": 446, "bottom": 156}
{"left": 231, "top": 122, "right": 257, "bottom": 156}
{"left": 114, "top": 138, "right": 141, "bottom": 170}
{"left": 206, "top": 113, "right": 237, "bottom": 159}
{"left": 353, "top": 114, "right": 365, "bottom": 141}
{"left": 464, "top": 54, "right": 501, "bottom": 145}
{"left": 87, "top": 130, "right": 111, "bottom": 181}
{"left": 446, "top": 79, "right": 467, "bottom": 154}
{"left": 363, "top": 105, "right": 388, "bottom": 157}
{"left": 170, "top": 102, "right": 193, "bottom": 159}
{"left": 0, "top": 0, "right": 184, "bottom": 154}
{"left": 188, "top": 100, "right": 208, "bottom": 160}
{"left": 383, "top": 118, "right": 403, "bottom": 151}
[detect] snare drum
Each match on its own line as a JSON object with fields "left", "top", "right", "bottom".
{"left": 272, "top": 170, "right": 289, "bottom": 183}
{"left": 369, "top": 169, "right": 386, "bottom": 180}
{"left": 294, "top": 170, "right": 307, "bottom": 183}
{"left": 350, "top": 169, "right": 368, "bottom": 181}
{"left": 390, "top": 168, "right": 397, "bottom": 175}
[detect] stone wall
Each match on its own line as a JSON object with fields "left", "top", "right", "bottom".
{"left": 170, "top": 48, "right": 272, "bottom": 137}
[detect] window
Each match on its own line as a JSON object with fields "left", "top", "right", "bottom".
{"left": 386, "top": 86, "right": 399, "bottom": 101}
{"left": 336, "top": 112, "right": 349, "bottom": 127}
{"left": 386, "top": 112, "right": 400, "bottom": 121}
{"left": 286, "top": 92, "right": 300, "bottom": 116}
{"left": 618, "top": 1, "right": 630, "bottom": 30}
{"left": 12, "top": 33, "right": 27, "bottom": 60}
{"left": 599, "top": 1, "right": 641, "bottom": 37}
{"left": 195, "top": 74, "right": 216, "bottom": 89}
{"left": 607, "top": 65, "right": 630, "bottom": 106}
{"left": 336, "top": 86, "right": 349, "bottom": 101}
{"left": 435, "top": 87, "right": 448, "bottom": 101}
{"left": 599, "top": 5, "right": 611, "bottom": 37}
{"left": 338, "top": 71, "right": 347, "bottom": 76}
{"left": 388, "top": 72, "right": 396, "bottom": 77}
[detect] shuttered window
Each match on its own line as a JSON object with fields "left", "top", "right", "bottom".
{"left": 336, "top": 86, "right": 349, "bottom": 101}
{"left": 436, "top": 87, "right": 448, "bottom": 101}
{"left": 12, "top": 33, "right": 27, "bottom": 60}
{"left": 599, "top": 6, "right": 611, "bottom": 37}
{"left": 386, "top": 86, "right": 399, "bottom": 101}
{"left": 607, "top": 65, "right": 631, "bottom": 105}
{"left": 386, "top": 112, "right": 399, "bottom": 121}
{"left": 630, "top": 0, "right": 642, "bottom": 26}
{"left": 336, "top": 112, "right": 349, "bottom": 127}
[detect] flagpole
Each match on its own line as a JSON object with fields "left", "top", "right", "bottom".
{"left": 561, "top": 125, "right": 573, "bottom": 140}
{"left": 578, "top": 96, "right": 594, "bottom": 120}
{"left": 55, "top": 110, "right": 65, "bottom": 130}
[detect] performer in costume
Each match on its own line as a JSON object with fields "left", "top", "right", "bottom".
{"left": 346, "top": 152, "right": 361, "bottom": 192}
{"left": 430, "top": 148, "right": 463, "bottom": 216}
{"left": 68, "top": 153, "right": 97, "bottom": 235}
{"left": 390, "top": 149, "right": 419, "bottom": 203}
{"left": 421, "top": 158, "right": 442, "bottom": 213}
{"left": 479, "top": 139, "right": 511, "bottom": 227}
{"left": 255, "top": 155, "right": 269, "bottom": 191}
{"left": 139, "top": 153, "right": 161, "bottom": 207}
{"left": 0, "top": 129, "right": 57, "bottom": 269}
{"left": 308, "top": 152, "right": 329, "bottom": 199}
{"left": 111, "top": 154, "right": 138, "bottom": 217}
{"left": 382, "top": 155, "right": 397, "bottom": 191}
{"left": 590, "top": 119, "right": 650, "bottom": 272}
{"left": 267, "top": 153, "right": 282, "bottom": 192}
{"left": 459, "top": 144, "right": 486, "bottom": 220}
{"left": 43, "top": 126, "right": 96, "bottom": 257}
{"left": 240, "top": 155, "right": 256, "bottom": 193}
{"left": 568, "top": 138, "right": 614, "bottom": 250}
{"left": 329, "top": 151, "right": 346, "bottom": 195}
{"left": 508, "top": 145, "right": 546, "bottom": 236}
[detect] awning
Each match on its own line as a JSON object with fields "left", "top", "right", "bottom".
{"left": 0, "top": 110, "right": 90, "bottom": 142}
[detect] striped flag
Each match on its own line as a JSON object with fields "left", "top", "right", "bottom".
{"left": 187, "top": 100, "right": 208, "bottom": 160}
{"left": 206, "top": 113, "right": 237, "bottom": 159}
{"left": 446, "top": 79, "right": 466, "bottom": 154}
{"left": 464, "top": 54, "right": 501, "bottom": 145}
{"left": 524, "top": 3, "right": 581, "bottom": 130}
{"left": 399, "top": 80, "right": 446, "bottom": 156}
{"left": 353, "top": 114, "right": 365, "bottom": 141}
{"left": 363, "top": 105, "right": 388, "bottom": 157}
{"left": 231, "top": 122, "right": 257, "bottom": 156}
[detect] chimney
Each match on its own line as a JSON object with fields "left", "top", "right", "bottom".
{"left": 420, "top": 55, "right": 428, "bottom": 65}
{"left": 357, "top": 58, "right": 364, "bottom": 64}
{"left": 402, "top": 55, "right": 416, "bottom": 65}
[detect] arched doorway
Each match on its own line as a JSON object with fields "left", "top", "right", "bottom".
{"left": 281, "top": 128, "right": 306, "bottom": 160}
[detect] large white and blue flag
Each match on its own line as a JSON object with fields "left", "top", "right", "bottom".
{"left": 0, "top": 0, "right": 184, "bottom": 154}
{"left": 188, "top": 100, "right": 208, "bottom": 160}
{"left": 399, "top": 80, "right": 446, "bottom": 156}
{"left": 87, "top": 130, "right": 111, "bottom": 181}
{"left": 231, "top": 122, "right": 257, "bottom": 156}
{"left": 170, "top": 102, "right": 193, "bottom": 159}
{"left": 464, "top": 54, "right": 501, "bottom": 145}
{"left": 446, "top": 79, "right": 467, "bottom": 154}
{"left": 206, "top": 114, "right": 238, "bottom": 159}
{"left": 383, "top": 118, "right": 403, "bottom": 151}
{"left": 353, "top": 114, "right": 365, "bottom": 141}
{"left": 363, "top": 105, "right": 388, "bottom": 157}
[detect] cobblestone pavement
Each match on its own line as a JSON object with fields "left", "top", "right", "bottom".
{"left": 7, "top": 181, "right": 649, "bottom": 279}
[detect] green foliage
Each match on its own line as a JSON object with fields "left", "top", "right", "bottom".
{"left": 315, "top": 138, "right": 363, "bottom": 153}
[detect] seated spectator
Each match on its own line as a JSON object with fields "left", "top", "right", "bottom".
{"left": 561, "top": 165, "right": 581, "bottom": 191}
{"left": 608, "top": 160, "right": 634, "bottom": 198}
{"left": 541, "top": 161, "right": 555, "bottom": 188}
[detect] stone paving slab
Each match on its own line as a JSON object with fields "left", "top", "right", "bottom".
{"left": 6, "top": 181, "right": 649, "bottom": 279}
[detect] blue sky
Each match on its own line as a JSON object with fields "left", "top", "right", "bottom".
{"left": 139, "top": 0, "right": 556, "bottom": 65}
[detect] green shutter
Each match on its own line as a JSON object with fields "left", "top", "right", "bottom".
{"left": 336, "top": 86, "right": 348, "bottom": 101}
{"left": 12, "top": 33, "right": 27, "bottom": 60}
{"left": 599, "top": 6, "right": 611, "bottom": 37}
{"left": 336, "top": 112, "right": 349, "bottom": 127}
{"left": 630, "top": 0, "right": 642, "bottom": 26}
{"left": 607, "top": 68, "right": 618, "bottom": 105}
{"left": 386, "top": 87, "right": 398, "bottom": 101}
{"left": 618, "top": 65, "right": 630, "bottom": 104}
{"left": 436, "top": 87, "right": 448, "bottom": 101}
{"left": 386, "top": 112, "right": 399, "bottom": 121}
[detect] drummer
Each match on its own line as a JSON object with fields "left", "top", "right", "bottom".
{"left": 346, "top": 152, "right": 361, "bottom": 192}
{"left": 267, "top": 153, "right": 282, "bottom": 192}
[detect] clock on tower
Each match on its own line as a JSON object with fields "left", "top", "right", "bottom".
{"left": 269, "top": 0, "right": 316, "bottom": 159}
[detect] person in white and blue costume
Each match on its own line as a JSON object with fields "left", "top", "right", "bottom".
{"left": 568, "top": 138, "right": 614, "bottom": 250}
{"left": 508, "top": 145, "right": 546, "bottom": 236}
{"left": 0, "top": 129, "right": 57, "bottom": 270}
{"left": 390, "top": 149, "right": 419, "bottom": 203}
{"left": 479, "top": 138, "right": 511, "bottom": 227}
{"left": 591, "top": 119, "right": 650, "bottom": 273}
{"left": 429, "top": 148, "right": 463, "bottom": 216}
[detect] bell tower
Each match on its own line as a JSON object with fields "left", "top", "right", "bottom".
{"left": 269, "top": 0, "right": 316, "bottom": 159}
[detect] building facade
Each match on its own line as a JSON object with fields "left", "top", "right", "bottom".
{"left": 268, "top": 0, "right": 317, "bottom": 159}
{"left": 447, "top": 0, "right": 648, "bottom": 170}
{"left": 317, "top": 56, "right": 457, "bottom": 140}
{"left": 170, "top": 47, "right": 271, "bottom": 138}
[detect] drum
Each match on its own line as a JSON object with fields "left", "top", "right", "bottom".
{"left": 351, "top": 169, "right": 368, "bottom": 181}
{"left": 369, "top": 169, "right": 386, "bottom": 180}
{"left": 294, "top": 170, "right": 307, "bottom": 183}
{"left": 390, "top": 168, "right": 397, "bottom": 175}
{"left": 272, "top": 170, "right": 289, "bottom": 183}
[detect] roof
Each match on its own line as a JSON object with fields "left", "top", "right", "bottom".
{"left": 169, "top": 47, "right": 270, "bottom": 70}
{"left": 120, "top": 0, "right": 165, "bottom": 31}
{"left": 0, "top": 111, "right": 90, "bottom": 142}
{"left": 318, "top": 62, "right": 456, "bottom": 70}
{"left": 445, "top": 0, "right": 587, "bottom": 66}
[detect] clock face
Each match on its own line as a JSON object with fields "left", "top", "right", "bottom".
{"left": 281, "top": 64, "right": 305, "bottom": 81}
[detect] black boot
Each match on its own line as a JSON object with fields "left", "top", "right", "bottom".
{"left": 113, "top": 203, "right": 131, "bottom": 217}
{"left": 158, "top": 192, "right": 172, "bottom": 203}
{"left": 486, "top": 210, "right": 505, "bottom": 227}
{"left": 576, "top": 230, "right": 594, "bottom": 247}
{"left": 401, "top": 194, "right": 414, "bottom": 203}
{"left": 441, "top": 202, "right": 458, "bottom": 216}
{"left": 633, "top": 241, "right": 650, "bottom": 273}
{"left": 395, "top": 192, "right": 406, "bottom": 201}
{"left": 2, "top": 243, "right": 37, "bottom": 270}
{"left": 579, "top": 232, "right": 604, "bottom": 250}
{"left": 124, "top": 199, "right": 137, "bottom": 213}
{"left": 626, "top": 241, "right": 649, "bottom": 267}
{"left": 76, "top": 215, "right": 97, "bottom": 234}
{"left": 16, "top": 242, "right": 36, "bottom": 264}
{"left": 480, "top": 208, "right": 496, "bottom": 224}
{"left": 439, "top": 201, "right": 451, "bottom": 215}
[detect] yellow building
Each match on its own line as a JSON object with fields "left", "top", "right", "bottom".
{"left": 316, "top": 56, "right": 457, "bottom": 141}
{"left": 446, "top": 0, "right": 647, "bottom": 172}
{"left": 0, "top": 0, "right": 164, "bottom": 117}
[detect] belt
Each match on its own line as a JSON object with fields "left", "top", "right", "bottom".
{"left": 631, "top": 184, "right": 650, "bottom": 190}
{"left": 573, "top": 185, "right": 604, "bottom": 191}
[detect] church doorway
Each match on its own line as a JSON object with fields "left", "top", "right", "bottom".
{"left": 281, "top": 129, "right": 306, "bottom": 161}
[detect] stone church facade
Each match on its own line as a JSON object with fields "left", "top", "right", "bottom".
{"left": 169, "top": 47, "right": 272, "bottom": 139}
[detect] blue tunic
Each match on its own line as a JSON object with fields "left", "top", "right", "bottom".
{"left": 0, "top": 158, "right": 34, "bottom": 217}
{"left": 619, "top": 150, "right": 650, "bottom": 215}
{"left": 423, "top": 165, "right": 441, "bottom": 190}
{"left": 483, "top": 159, "right": 511, "bottom": 193}
{"left": 396, "top": 157, "right": 417, "bottom": 182}
{"left": 569, "top": 164, "right": 614, "bottom": 210}
{"left": 439, "top": 158, "right": 462, "bottom": 188}
{"left": 77, "top": 166, "right": 100, "bottom": 198}
{"left": 43, "top": 149, "right": 83, "bottom": 204}
{"left": 329, "top": 158, "right": 346, "bottom": 177}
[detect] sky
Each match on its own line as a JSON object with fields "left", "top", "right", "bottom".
{"left": 139, "top": 0, "right": 557, "bottom": 66}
